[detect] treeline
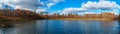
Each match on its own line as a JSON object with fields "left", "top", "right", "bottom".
{"left": 0, "top": 9, "right": 45, "bottom": 21}
{"left": 41, "top": 13, "right": 118, "bottom": 20}
{"left": 116, "top": 14, "right": 120, "bottom": 20}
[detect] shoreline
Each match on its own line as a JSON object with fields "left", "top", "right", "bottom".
{"left": 0, "top": 18, "right": 115, "bottom": 28}
{"left": 49, "top": 18, "right": 114, "bottom": 20}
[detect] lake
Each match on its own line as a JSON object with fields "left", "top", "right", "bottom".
{"left": 0, "top": 20, "right": 119, "bottom": 34}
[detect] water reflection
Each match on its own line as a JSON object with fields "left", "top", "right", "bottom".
{"left": 118, "top": 20, "right": 120, "bottom": 34}
{"left": 0, "top": 20, "right": 119, "bottom": 34}
{"left": 0, "top": 20, "right": 37, "bottom": 34}
{"left": 36, "top": 20, "right": 118, "bottom": 34}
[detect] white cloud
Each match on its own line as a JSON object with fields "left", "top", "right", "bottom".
{"left": 84, "top": 12, "right": 96, "bottom": 14}
{"left": 47, "top": 0, "right": 64, "bottom": 8}
{"left": 63, "top": 8, "right": 87, "bottom": 12}
{"left": 0, "top": 0, "right": 4, "bottom": 9}
{"left": 61, "top": 8, "right": 87, "bottom": 14}
{"left": 0, "top": 4, "right": 2, "bottom": 9}
{"left": 81, "top": 1, "right": 120, "bottom": 10}
{"left": 2, "top": 0, "right": 43, "bottom": 11}
{"left": 61, "top": 0, "right": 120, "bottom": 14}
{"left": 36, "top": 8, "right": 46, "bottom": 13}
{"left": 47, "top": 3, "right": 56, "bottom": 8}
{"left": 40, "top": 2, "right": 44, "bottom": 6}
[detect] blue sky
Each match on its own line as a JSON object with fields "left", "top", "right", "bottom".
{"left": 49, "top": 0, "right": 120, "bottom": 10}
{"left": 0, "top": 0, "right": 120, "bottom": 14}
{"left": 39, "top": 0, "right": 120, "bottom": 14}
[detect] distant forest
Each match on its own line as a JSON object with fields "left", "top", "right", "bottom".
{"left": 0, "top": 9, "right": 45, "bottom": 21}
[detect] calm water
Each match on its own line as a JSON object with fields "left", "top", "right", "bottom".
{"left": 0, "top": 20, "right": 119, "bottom": 34}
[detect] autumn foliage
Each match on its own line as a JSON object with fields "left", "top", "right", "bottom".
{"left": 0, "top": 9, "right": 45, "bottom": 21}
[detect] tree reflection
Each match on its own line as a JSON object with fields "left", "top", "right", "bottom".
{"left": 118, "top": 20, "right": 120, "bottom": 34}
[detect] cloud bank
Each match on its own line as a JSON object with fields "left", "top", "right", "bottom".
{"left": 0, "top": 0, "right": 63, "bottom": 12}
{"left": 61, "top": 0, "right": 120, "bottom": 14}
{"left": 81, "top": 1, "right": 120, "bottom": 10}
{"left": 2, "top": 0, "right": 43, "bottom": 11}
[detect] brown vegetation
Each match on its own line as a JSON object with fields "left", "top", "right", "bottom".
{"left": 44, "top": 12, "right": 118, "bottom": 20}
{"left": 116, "top": 14, "right": 120, "bottom": 20}
{"left": 0, "top": 9, "right": 45, "bottom": 21}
